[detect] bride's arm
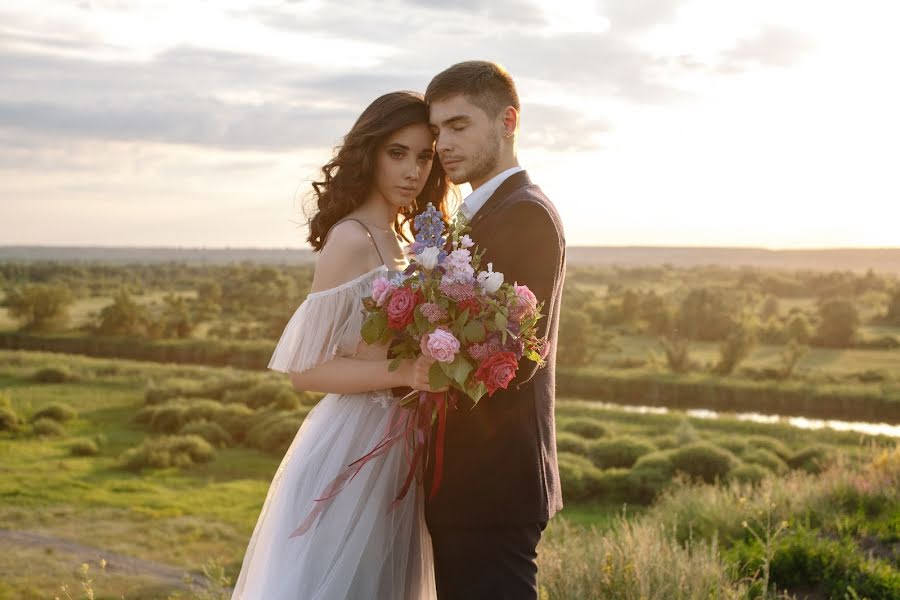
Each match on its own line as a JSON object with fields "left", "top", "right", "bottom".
{"left": 284, "top": 220, "right": 445, "bottom": 395}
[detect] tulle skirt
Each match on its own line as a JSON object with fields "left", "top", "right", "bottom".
{"left": 231, "top": 390, "right": 436, "bottom": 600}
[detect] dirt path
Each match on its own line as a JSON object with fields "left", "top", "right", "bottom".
{"left": 0, "top": 528, "right": 226, "bottom": 592}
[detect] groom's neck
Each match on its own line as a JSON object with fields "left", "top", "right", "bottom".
{"left": 470, "top": 156, "right": 520, "bottom": 191}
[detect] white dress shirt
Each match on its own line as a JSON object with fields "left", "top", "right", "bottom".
{"left": 459, "top": 166, "right": 524, "bottom": 220}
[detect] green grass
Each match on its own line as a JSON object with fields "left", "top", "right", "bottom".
{"left": 1, "top": 349, "right": 897, "bottom": 599}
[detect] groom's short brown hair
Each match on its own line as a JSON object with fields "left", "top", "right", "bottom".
{"left": 425, "top": 60, "right": 520, "bottom": 119}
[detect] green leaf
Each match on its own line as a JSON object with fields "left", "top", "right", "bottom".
{"left": 429, "top": 360, "right": 451, "bottom": 389}
{"left": 465, "top": 380, "right": 487, "bottom": 404}
{"left": 463, "top": 320, "right": 485, "bottom": 343}
{"left": 455, "top": 308, "right": 470, "bottom": 328}
{"left": 440, "top": 355, "right": 473, "bottom": 386}
{"left": 414, "top": 305, "right": 430, "bottom": 332}
{"left": 361, "top": 312, "right": 387, "bottom": 344}
{"left": 494, "top": 311, "right": 507, "bottom": 330}
{"left": 388, "top": 356, "right": 403, "bottom": 371}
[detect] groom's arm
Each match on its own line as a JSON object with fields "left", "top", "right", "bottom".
{"left": 481, "top": 198, "right": 562, "bottom": 391}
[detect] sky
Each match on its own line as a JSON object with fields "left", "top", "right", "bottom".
{"left": 1, "top": 0, "right": 898, "bottom": 249}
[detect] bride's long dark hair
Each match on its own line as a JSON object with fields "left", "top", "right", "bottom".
{"left": 305, "top": 91, "right": 457, "bottom": 251}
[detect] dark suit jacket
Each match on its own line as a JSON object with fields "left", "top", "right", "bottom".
{"left": 424, "top": 169, "right": 566, "bottom": 527}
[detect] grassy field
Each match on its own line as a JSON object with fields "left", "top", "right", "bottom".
{"left": 1, "top": 350, "right": 898, "bottom": 599}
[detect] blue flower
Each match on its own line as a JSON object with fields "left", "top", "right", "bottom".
{"left": 413, "top": 202, "right": 446, "bottom": 248}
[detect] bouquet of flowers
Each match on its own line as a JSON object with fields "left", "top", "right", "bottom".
{"left": 364, "top": 202, "right": 549, "bottom": 403}
{"left": 289, "top": 202, "right": 549, "bottom": 537}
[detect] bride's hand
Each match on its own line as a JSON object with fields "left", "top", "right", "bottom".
{"left": 407, "top": 355, "right": 450, "bottom": 393}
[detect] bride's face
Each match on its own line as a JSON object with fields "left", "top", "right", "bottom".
{"left": 372, "top": 122, "right": 435, "bottom": 209}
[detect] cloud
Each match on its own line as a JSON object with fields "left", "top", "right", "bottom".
{"left": 717, "top": 25, "right": 815, "bottom": 72}
{"left": 521, "top": 103, "right": 612, "bottom": 151}
{"left": 598, "top": 0, "right": 687, "bottom": 33}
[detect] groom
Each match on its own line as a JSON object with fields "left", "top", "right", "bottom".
{"left": 423, "top": 61, "right": 566, "bottom": 599}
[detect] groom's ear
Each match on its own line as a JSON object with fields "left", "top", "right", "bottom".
{"left": 501, "top": 105, "right": 519, "bottom": 138}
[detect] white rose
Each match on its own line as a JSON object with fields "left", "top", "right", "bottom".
{"left": 477, "top": 262, "right": 504, "bottom": 293}
{"left": 417, "top": 246, "right": 440, "bottom": 271}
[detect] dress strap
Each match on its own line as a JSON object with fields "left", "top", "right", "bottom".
{"left": 324, "top": 217, "right": 388, "bottom": 268}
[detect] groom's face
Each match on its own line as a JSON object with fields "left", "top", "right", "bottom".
{"left": 429, "top": 94, "right": 501, "bottom": 189}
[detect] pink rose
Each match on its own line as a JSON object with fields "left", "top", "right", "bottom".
{"left": 371, "top": 276, "right": 396, "bottom": 307}
{"left": 508, "top": 283, "right": 538, "bottom": 320}
{"left": 387, "top": 287, "right": 422, "bottom": 331}
{"left": 421, "top": 327, "right": 460, "bottom": 363}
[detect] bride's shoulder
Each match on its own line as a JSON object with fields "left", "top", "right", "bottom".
{"left": 310, "top": 220, "right": 379, "bottom": 294}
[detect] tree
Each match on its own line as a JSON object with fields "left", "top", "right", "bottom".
{"left": 675, "top": 288, "right": 736, "bottom": 341}
{"left": 3, "top": 283, "right": 73, "bottom": 332}
{"left": 884, "top": 287, "right": 900, "bottom": 326}
{"left": 713, "top": 318, "right": 758, "bottom": 375}
{"left": 96, "top": 289, "right": 151, "bottom": 336}
{"left": 557, "top": 310, "right": 606, "bottom": 367}
{"left": 815, "top": 298, "right": 859, "bottom": 348}
{"left": 760, "top": 295, "right": 780, "bottom": 320}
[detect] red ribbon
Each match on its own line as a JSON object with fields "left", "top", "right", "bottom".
{"left": 289, "top": 388, "right": 453, "bottom": 539}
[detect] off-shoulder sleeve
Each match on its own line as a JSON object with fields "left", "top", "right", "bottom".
{"left": 267, "top": 273, "right": 376, "bottom": 374}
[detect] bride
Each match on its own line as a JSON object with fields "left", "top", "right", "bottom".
{"left": 231, "top": 91, "right": 456, "bottom": 599}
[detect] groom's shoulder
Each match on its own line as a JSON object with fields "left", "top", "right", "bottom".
{"left": 506, "top": 185, "right": 564, "bottom": 236}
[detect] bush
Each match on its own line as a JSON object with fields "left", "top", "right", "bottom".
{"left": 627, "top": 451, "right": 676, "bottom": 503}
{"left": 555, "top": 431, "right": 589, "bottom": 456}
{"left": 135, "top": 399, "right": 253, "bottom": 442}
{"left": 668, "top": 442, "right": 740, "bottom": 484}
{"left": 787, "top": 444, "right": 834, "bottom": 474}
{"left": 31, "top": 365, "right": 78, "bottom": 383}
{"left": 744, "top": 435, "right": 792, "bottom": 461}
{"left": 31, "top": 402, "right": 77, "bottom": 423}
{"left": 179, "top": 420, "right": 234, "bottom": 448}
{"left": 0, "top": 406, "right": 20, "bottom": 432}
{"left": 69, "top": 438, "right": 99, "bottom": 456}
{"left": 562, "top": 418, "right": 608, "bottom": 440}
{"left": 245, "top": 409, "right": 305, "bottom": 455}
{"left": 727, "top": 463, "right": 769, "bottom": 484}
{"left": 557, "top": 452, "right": 604, "bottom": 502}
{"left": 586, "top": 436, "right": 657, "bottom": 469}
{"left": 120, "top": 434, "right": 215, "bottom": 471}
{"left": 32, "top": 417, "right": 65, "bottom": 437}
{"left": 223, "top": 381, "right": 300, "bottom": 410}
{"left": 741, "top": 448, "right": 788, "bottom": 474}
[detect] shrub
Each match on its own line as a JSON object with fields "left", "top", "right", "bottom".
{"left": 709, "top": 435, "right": 748, "bottom": 456}
{"left": 744, "top": 435, "right": 792, "bottom": 461}
{"left": 562, "top": 418, "right": 608, "bottom": 440}
{"left": 586, "top": 436, "right": 657, "bottom": 469}
{"left": 815, "top": 298, "right": 859, "bottom": 348}
{"left": 558, "top": 452, "right": 604, "bottom": 502}
{"left": 32, "top": 417, "right": 65, "bottom": 437}
{"left": 223, "top": 381, "right": 300, "bottom": 410}
{"left": 787, "top": 445, "right": 834, "bottom": 474}
{"left": 69, "top": 438, "right": 100, "bottom": 456}
{"left": 555, "top": 431, "right": 589, "bottom": 456}
{"left": 627, "top": 451, "right": 676, "bottom": 503}
{"left": 120, "top": 434, "right": 215, "bottom": 471}
{"left": 31, "top": 365, "right": 78, "bottom": 383}
{"left": 727, "top": 463, "right": 769, "bottom": 485}
{"left": 179, "top": 420, "right": 234, "bottom": 448}
{"left": 668, "top": 442, "right": 740, "bottom": 484}
{"left": 0, "top": 406, "right": 20, "bottom": 432}
{"left": 245, "top": 409, "right": 305, "bottom": 455}
{"left": 742, "top": 448, "right": 788, "bottom": 474}
{"left": 31, "top": 402, "right": 77, "bottom": 423}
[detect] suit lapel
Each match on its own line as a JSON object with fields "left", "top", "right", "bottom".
{"left": 468, "top": 170, "right": 532, "bottom": 230}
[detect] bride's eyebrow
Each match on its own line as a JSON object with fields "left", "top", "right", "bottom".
{"left": 386, "top": 143, "right": 410, "bottom": 151}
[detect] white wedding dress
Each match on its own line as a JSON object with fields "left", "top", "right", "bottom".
{"left": 231, "top": 263, "right": 436, "bottom": 600}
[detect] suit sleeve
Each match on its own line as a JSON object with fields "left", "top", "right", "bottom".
{"left": 479, "top": 199, "right": 562, "bottom": 391}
